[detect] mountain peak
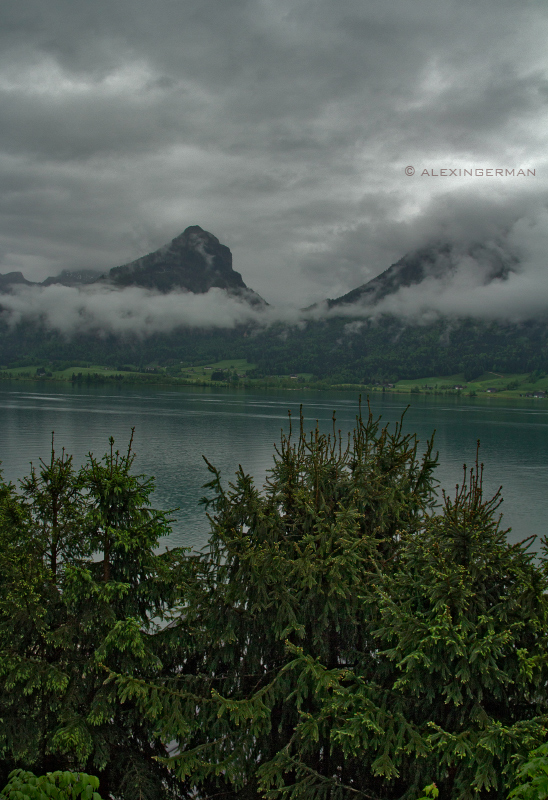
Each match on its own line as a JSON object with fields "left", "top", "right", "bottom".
{"left": 322, "top": 240, "right": 518, "bottom": 311}
{"left": 0, "top": 226, "right": 267, "bottom": 306}
{"left": 106, "top": 225, "right": 259, "bottom": 298}
{"left": 0, "top": 271, "right": 36, "bottom": 292}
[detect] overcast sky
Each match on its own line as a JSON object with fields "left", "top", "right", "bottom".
{"left": 1, "top": 0, "right": 547, "bottom": 309}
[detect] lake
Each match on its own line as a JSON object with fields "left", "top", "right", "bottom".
{"left": 0, "top": 382, "right": 547, "bottom": 553}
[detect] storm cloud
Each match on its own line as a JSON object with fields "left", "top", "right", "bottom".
{"left": 1, "top": 0, "right": 547, "bottom": 310}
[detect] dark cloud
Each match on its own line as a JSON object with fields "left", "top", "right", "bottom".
{"left": 0, "top": 0, "right": 547, "bottom": 309}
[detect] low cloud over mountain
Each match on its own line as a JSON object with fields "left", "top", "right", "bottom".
{"left": 0, "top": 226, "right": 274, "bottom": 335}
{"left": 0, "top": 284, "right": 268, "bottom": 336}
{"left": 1, "top": 208, "right": 548, "bottom": 338}
{"left": 1, "top": 0, "right": 547, "bottom": 311}
{"left": 309, "top": 205, "right": 548, "bottom": 325}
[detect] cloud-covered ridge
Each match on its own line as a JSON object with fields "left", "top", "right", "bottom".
{"left": 308, "top": 206, "right": 548, "bottom": 325}
{"left": 0, "top": 284, "right": 274, "bottom": 336}
{"left": 1, "top": 0, "right": 548, "bottom": 308}
{"left": 2, "top": 204, "right": 548, "bottom": 336}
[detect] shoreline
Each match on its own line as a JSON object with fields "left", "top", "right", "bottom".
{"left": 1, "top": 371, "right": 547, "bottom": 402}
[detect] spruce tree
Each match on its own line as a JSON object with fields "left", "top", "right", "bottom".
{"left": 4, "top": 408, "right": 547, "bottom": 800}
{"left": 18, "top": 435, "right": 89, "bottom": 580}
{"left": 0, "top": 435, "right": 187, "bottom": 799}
{"left": 111, "top": 405, "right": 439, "bottom": 799}
{"left": 255, "top": 453, "right": 548, "bottom": 800}
{"left": 111, "top": 409, "right": 548, "bottom": 800}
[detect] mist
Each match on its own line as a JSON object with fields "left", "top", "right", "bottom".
{"left": 1, "top": 0, "right": 547, "bottom": 308}
{"left": 310, "top": 203, "right": 548, "bottom": 325}
{"left": 1, "top": 199, "right": 547, "bottom": 337}
{"left": 0, "top": 284, "right": 271, "bottom": 336}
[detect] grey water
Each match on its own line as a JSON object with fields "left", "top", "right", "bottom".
{"left": 0, "top": 382, "right": 546, "bottom": 553}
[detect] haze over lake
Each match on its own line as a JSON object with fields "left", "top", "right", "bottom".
{"left": 1, "top": 382, "right": 546, "bottom": 553}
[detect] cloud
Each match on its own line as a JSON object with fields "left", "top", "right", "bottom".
{"left": 1, "top": 199, "right": 547, "bottom": 336}
{"left": 314, "top": 206, "right": 548, "bottom": 323}
{"left": 0, "top": 285, "right": 260, "bottom": 335}
{"left": 0, "top": 0, "right": 547, "bottom": 307}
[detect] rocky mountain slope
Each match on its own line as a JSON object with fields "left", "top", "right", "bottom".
{"left": 1, "top": 226, "right": 266, "bottom": 306}
{"left": 0, "top": 271, "right": 35, "bottom": 292}
{"left": 101, "top": 225, "right": 266, "bottom": 305}
{"left": 0, "top": 269, "right": 101, "bottom": 291}
{"left": 42, "top": 269, "right": 103, "bottom": 287}
{"left": 318, "top": 241, "right": 518, "bottom": 311}
{"left": 2, "top": 230, "right": 546, "bottom": 383}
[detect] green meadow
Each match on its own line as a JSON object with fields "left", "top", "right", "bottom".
{"left": 1, "top": 361, "right": 547, "bottom": 398}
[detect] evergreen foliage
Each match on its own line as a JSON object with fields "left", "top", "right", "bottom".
{"left": 509, "top": 743, "right": 548, "bottom": 800}
{"left": 0, "top": 436, "right": 187, "bottom": 800}
{"left": 2, "top": 313, "right": 548, "bottom": 383}
{"left": 1, "top": 406, "right": 547, "bottom": 799}
{"left": 18, "top": 440, "right": 88, "bottom": 579}
{"left": 106, "top": 407, "right": 548, "bottom": 799}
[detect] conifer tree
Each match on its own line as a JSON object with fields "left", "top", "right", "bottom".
{"left": 0, "top": 436, "right": 187, "bottom": 800}
{"left": 3, "top": 408, "right": 547, "bottom": 800}
{"left": 111, "top": 409, "right": 548, "bottom": 800}
{"left": 254, "top": 452, "right": 548, "bottom": 800}
{"left": 112, "top": 405, "right": 439, "bottom": 798}
{"left": 19, "top": 435, "right": 89, "bottom": 579}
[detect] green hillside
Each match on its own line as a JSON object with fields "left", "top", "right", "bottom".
{"left": 1, "top": 313, "right": 548, "bottom": 386}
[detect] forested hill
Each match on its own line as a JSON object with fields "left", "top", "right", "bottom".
{"left": 1, "top": 230, "right": 547, "bottom": 382}
{"left": 244, "top": 315, "right": 548, "bottom": 383}
{"left": 1, "top": 312, "right": 547, "bottom": 383}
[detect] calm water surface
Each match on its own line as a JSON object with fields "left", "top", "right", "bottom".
{"left": 0, "top": 382, "right": 546, "bottom": 552}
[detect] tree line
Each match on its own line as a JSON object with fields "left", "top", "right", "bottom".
{"left": 1, "top": 406, "right": 547, "bottom": 799}
{"left": 2, "top": 313, "right": 548, "bottom": 384}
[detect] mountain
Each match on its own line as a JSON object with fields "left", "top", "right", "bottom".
{"left": 1, "top": 269, "right": 101, "bottom": 292}
{"left": 2, "top": 232, "right": 547, "bottom": 384}
{"left": 102, "top": 225, "right": 267, "bottom": 305}
{"left": 0, "top": 226, "right": 266, "bottom": 306}
{"left": 0, "top": 272, "right": 35, "bottom": 293}
{"left": 318, "top": 241, "right": 518, "bottom": 311}
{"left": 42, "top": 269, "right": 103, "bottom": 287}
